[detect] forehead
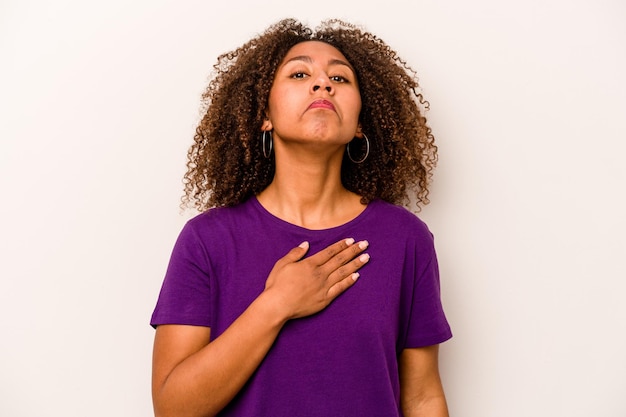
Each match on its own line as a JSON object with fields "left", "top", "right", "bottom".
{"left": 280, "top": 41, "right": 351, "bottom": 66}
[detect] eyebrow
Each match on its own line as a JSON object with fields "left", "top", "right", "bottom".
{"left": 282, "top": 55, "right": 355, "bottom": 72}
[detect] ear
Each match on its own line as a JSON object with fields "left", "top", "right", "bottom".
{"left": 261, "top": 118, "right": 273, "bottom": 131}
{"left": 354, "top": 124, "right": 364, "bottom": 139}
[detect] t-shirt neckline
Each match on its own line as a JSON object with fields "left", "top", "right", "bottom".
{"left": 250, "top": 195, "right": 377, "bottom": 234}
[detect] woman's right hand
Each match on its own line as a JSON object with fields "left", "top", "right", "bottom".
{"left": 263, "top": 238, "right": 370, "bottom": 320}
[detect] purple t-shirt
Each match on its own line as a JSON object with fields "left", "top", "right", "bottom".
{"left": 151, "top": 197, "right": 451, "bottom": 416}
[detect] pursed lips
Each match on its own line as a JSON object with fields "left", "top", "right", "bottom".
{"left": 307, "top": 99, "right": 335, "bottom": 111}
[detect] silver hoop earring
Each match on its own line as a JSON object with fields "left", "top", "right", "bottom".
{"left": 262, "top": 130, "right": 273, "bottom": 159}
{"left": 346, "top": 133, "right": 370, "bottom": 164}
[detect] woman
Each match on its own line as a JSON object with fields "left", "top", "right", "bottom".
{"left": 151, "top": 19, "right": 452, "bottom": 417}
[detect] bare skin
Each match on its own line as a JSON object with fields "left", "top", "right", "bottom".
{"left": 152, "top": 41, "right": 448, "bottom": 417}
{"left": 400, "top": 345, "right": 450, "bottom": 417}
{"left": 258, "top": 40, "right": 366, "bottom": 230}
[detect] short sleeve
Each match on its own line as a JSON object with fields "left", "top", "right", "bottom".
{"left": 150, "top": 220, "right": 212, "bottom": 328}
{"left": 401, "top": 236, "right": 452, "bottom": 348}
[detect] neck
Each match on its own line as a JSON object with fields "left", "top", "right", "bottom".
{"left": 257, "top": 144, "right": 365, "bottom": 230}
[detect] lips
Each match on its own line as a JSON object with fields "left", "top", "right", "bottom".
{"left": 307, "top": 99, "right": 335, "bottom": 111}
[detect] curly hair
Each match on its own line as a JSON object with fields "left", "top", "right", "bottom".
{"left": 183, "top": 18, "right": 437, "bottom": 211}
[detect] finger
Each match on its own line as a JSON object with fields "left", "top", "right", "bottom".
{"left": 326, "top": 271, "right": 361, "bottom": 299}
{"left": 326, "top": 252, "right": 369, "bottom": 298}
{"left": 275, "top": 241, "right": 310, "bottom": 268}
{"left": 308, "top": 238, "right": 356, "bottom": 265}
{"left": 321, "top": 240, "right": 369, "bottom": 272}
{"left": 328, "top": 251, "right": 370, "bottom": 286}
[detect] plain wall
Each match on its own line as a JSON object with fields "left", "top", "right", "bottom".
{"left": 1, "top": 0, "right": 624, "bottom": 415}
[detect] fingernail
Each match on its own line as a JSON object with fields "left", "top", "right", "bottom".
{"left": 345, "top": 238, "right": 355, "bottom": 245}
{"left": 299, "top": 241, "right": 309, "bottom": 249}
{"left": 359, "top": 253, "right": 370, "bottom": 263}
{"left": 358, "top": 240, "right": 369, "bottom": 250}
{"left": 351, "top": 272, "right": 360, "bottom": 281}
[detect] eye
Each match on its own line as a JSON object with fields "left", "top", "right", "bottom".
{"left": 330, "top": 75, "right": 349, "bottom": 83}
{"left": 290, "top": 72, "right": 308, "bottom": 79}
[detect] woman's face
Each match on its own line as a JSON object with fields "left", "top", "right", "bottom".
{"left": 264, "top": 41, "right": 362, "bottom": 148}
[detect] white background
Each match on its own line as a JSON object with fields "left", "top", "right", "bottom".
{"left": 1, "top": 0, "right": 624, "bottom": 416}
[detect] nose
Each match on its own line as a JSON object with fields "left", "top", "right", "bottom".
{"left": 312, "top": 85, "right": 332, "bottom": 93}
{"left": 311, "top": 74, "right": 333, "bottom": 94}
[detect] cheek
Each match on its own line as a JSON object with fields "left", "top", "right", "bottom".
{"left": 267, "top": 87, "right": 292, "bottom": 119}
{"left": 349, "top": 95, "right": 362, "bottom": 121}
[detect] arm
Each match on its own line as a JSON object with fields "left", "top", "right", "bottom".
{"left": 399, "top": 345, "right": 449, "bottom": 417}
{"left": 152, "top": 238, "right": 370, "bottom": 417}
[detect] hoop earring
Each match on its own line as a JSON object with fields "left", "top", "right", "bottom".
{"left": 346, "top": 133, "right": 370, "bottom": 164}
{"left": 262, "top": 130, "right": 273, "bottom": 159}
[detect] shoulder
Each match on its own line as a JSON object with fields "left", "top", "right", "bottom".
{"left": 184, "top": 199, "right": 257, "bottom": 235}
{"left": 366, "top": 200, "right": 433, "bottom": 241}
{"left": 170, "top": 200, "right": 260, "bottom": 259}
